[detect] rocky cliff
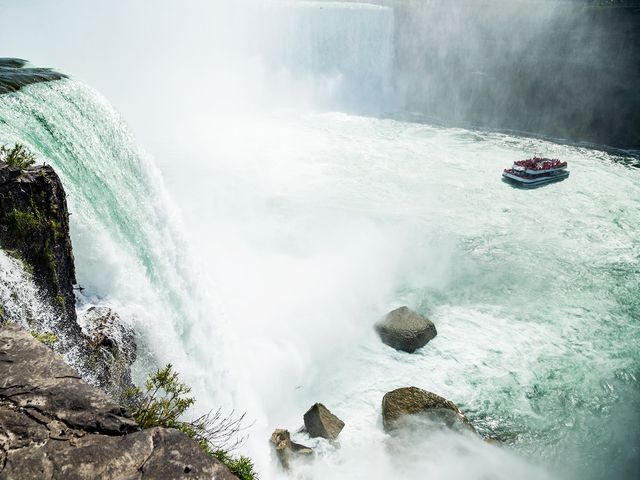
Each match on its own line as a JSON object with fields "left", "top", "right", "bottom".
{"left": 0, "top": 159, "right": 136, "bottom": 399}
{"left": 0, "top": 162, "right": 78, "bottom": 328}
{"left": 0, "top": 325, "right": 237, "bottom": 479}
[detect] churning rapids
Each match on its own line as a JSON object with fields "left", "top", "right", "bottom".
{"left": 1, "top": 1, "right": 639, "bottom": 479}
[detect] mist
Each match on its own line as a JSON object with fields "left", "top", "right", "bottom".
{"left": 1, "top": 1, "right": 638, "bottom": 479}
{"left": 393, "top": 0, "right": 639, "bottom": 148}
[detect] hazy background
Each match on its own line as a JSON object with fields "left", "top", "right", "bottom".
{"left": 2, "top": 0, "right": 638, "bottom": 152}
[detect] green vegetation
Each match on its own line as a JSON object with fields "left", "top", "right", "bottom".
{"left": 6, "top": 208, "right": 41, "bottom": 237}
{"left": 4, "top": 209, "right": 59, "bottom": 291}
{"left": 55, "top": 295, "right": 66, "bottom": 309}
{"left": 126, "top": 364, "right": 258, "bottom": 480}
{"left": 31, "top": 331, "right": 58, "bottom": 346}
{"left": 213, "top": 450, "right": 258, "bottom": 480}
{"left": 0, "top": 143, "right": 36, "bottom": 169}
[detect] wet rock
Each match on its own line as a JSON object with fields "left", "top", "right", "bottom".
{"left": 0, "top": 162, "right": 78, "bottom": 331}
{"left": 79, "top": 306, "right": 137, "bottom": 399}
{"left": 375, "top": 306, "right": 437, "bottom": 353}
{"left": 270, "top": 428, "right": 314, "bottom": 470}
{"left": 0, "top": 325, "right": 237, "bottom": 480}
{"left": 0, "top": 58, "right": 28, "bottom": 69}
{"left": 0, "top": 58, "right": 66, "bottom": 94}
{"left": 382, "top": 386, "right": 475, "bottom": 434}
{"left": 303, "top": 403, "right": 345, "bottom": 440}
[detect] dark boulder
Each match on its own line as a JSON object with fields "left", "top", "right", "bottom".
{"left": 0, "top": 325, "right": 237, "bottom": 480}
{"left": 375, "top": 306, "right": 437, "bottom": 353}
{"left": 382, "top": 386, "right": 475, "bottom": 434}
{"left": 303, "top": 403, "right": 345, "bottom": 440}
{"left": 270, "top": 428, "right": 314, "bottom": 470}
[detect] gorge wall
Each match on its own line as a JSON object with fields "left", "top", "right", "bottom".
{"left": 392, "top": 0, "right": 640, "bottom": 149}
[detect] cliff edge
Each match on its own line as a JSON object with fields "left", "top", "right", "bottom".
{"left": 0, "top": 162, "right": 77, "bottom": 327}
{"left": 0, "top": 158, "right": 135, "bottom": 399}
{"left": 0, "top": 325, "right": 237, "bottom": 480}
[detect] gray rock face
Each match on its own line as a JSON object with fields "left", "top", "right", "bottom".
{"left": 270, "top": 429, "right": 314, "bottom": 470}
{"left": 303, "top": 403, "right": 345, "bottom": 440}
{"left": 0, "top": 325, "right": 237, "bottom": 480}
{"left": 382, "top": 386, "right": 475, "bottom": 434}
{"left": 375, "top": 306, "right": 437, "bottom": 353}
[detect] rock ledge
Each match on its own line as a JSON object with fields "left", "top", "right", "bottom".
{"left": 0, "top": 325, "right": 237, "bottom": 480}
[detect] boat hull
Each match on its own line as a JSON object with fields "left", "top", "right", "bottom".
{"left": 523, "top": 166, "right": 567, "bottom": 175}
{"left": 502, "top": 170, "right": 570, "bottom": 188}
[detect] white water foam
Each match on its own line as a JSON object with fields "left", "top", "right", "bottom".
{"left": 1, "top": 1, "right": 639, "bottom": 479}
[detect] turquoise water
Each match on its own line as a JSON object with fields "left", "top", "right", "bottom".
{"left": 1, "top": 82, "right": 639, "bottom": 479}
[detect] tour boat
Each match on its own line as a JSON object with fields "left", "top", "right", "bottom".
{"left": 502, "top": 157, "right": 569, "bottom": 187}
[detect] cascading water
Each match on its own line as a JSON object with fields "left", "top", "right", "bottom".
{"left": 0, "top": 249, "right": 60, "bottom": 332}
{"left": 0, "top": 1, "right": 639, "bottom": 479}
{"left": 259, "top": 1, "right": 396, "bottom": 112}
{"left": 0, "top": 79, "right": 230, "bottom": 402}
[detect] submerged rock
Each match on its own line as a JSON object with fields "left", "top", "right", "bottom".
{"left": 375, "top": 306, "right": 437, "bottom": 353}
{"left": 382, "top": 386, "right": 475, "bottom": 434}
{"left": 78, "top": 306, "right": 137, "bottom": 399}
{"left": 303, "top": 403, "right": 345, "bottom": 440}
{"left": 270, "top": 428, "right": 314, "bottom": 470}
{"left": 0, "top": 58, "right": 66, "bottom": 94}
{"left": 0, "top": 325, "right": 237, "bottom": 479}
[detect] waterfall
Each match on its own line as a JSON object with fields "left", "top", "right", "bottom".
{"left": 1, "top": 2, "right": 639, "bottom": 479}
{"left": 256, "top": 1, "right": 396, "bottom": 112}
{"left": 0, "top": 249, "right": 61, "bottom": 332}
{"left": 0, "top": 79, "right": 227, "bottom": 398}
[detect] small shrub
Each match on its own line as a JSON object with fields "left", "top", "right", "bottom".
{"left": 31, "top": 331, "right": 58, "bottom": 346}
{"left": 126, "top": 364, "right": 258, "bottom": 480}
{"left": 55, "top": 295, "right": 66, "bottom": 309}
{"left": 213, "top": 450, "right": 258, "bottom": 480}
{"left": 0, "top": 143, "right": 36, "bottom": 169}
{"left": 6, "top": 208, "right": 42, "bottom": 236}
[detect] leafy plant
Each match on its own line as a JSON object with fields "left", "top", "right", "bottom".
{"left": 6, "top": 208, "right": 41, "bottom": 236}
{"left": 213, "top": 449, "right": 258, "bottom": 480}
{"left": 0, "top": 143, "right": 36, "bottom": 169}
{"left": 31, "top": 331, "right": 58, "bottom": 346}
{"left": 126, "top": 364, "right": 258, "bottom": 480}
